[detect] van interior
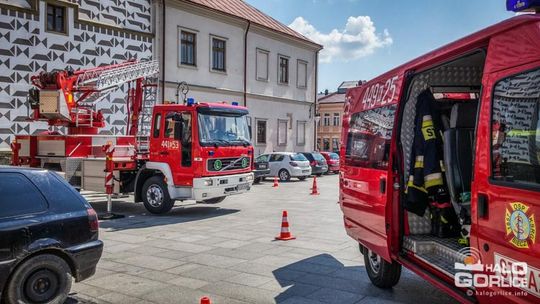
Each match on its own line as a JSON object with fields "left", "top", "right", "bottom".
{"left": 398, "top": 51, "right": 486, "bottom": 277}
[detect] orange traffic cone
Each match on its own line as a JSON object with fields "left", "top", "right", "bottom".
{"left": 310, "top": 176, "right": 320, "bottom": 195}
{"left": 275, "top": 210, "right": 296, "bottom": 241}
{"left": 200, "top": 297, "right": 211, "bottom": 304}
{"left": 273, "top": 176, "right": 279, "bottom": 188}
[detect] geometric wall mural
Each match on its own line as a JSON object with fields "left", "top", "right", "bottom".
{"left": 0, "top": 0, "right": 153, "bottom": 149}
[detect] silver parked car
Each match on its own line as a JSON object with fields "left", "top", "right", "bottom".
{"left": 262, "top": 152, "right": 312, "bottom": 181}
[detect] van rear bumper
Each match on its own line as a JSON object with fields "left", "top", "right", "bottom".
{"left": 192, "top": 172, "right": 254, "bottom": 201}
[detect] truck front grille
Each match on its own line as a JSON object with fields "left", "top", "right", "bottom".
{"left": 208, "top": 157, "right": 250, "bottom": 172}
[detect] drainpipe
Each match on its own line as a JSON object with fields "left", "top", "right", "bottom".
{"left": 161, "top": 0, "right": 166, "bottom": 103}
{"left": 243, "top": 20, "right": 251, "bottom": 107}
{"left": 313, "top": 50, "right": 319, "bottom": 151}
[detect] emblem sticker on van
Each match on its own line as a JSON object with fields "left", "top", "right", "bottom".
{"left": 505, "top": 202, "right": 536, "bottom": 249}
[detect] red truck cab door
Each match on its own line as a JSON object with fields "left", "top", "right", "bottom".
{"left": 472, "top": 59, "right": 540, "bottom": 303}
{"left": 151, "top": 110, "right": 194, "bottom": 187}
{"left": 340, "top": 105, "right": 398, "bottom": 262}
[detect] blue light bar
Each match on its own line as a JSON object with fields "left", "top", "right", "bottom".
{"left": 186, "top": 98, "right": 195, "bottom": 106}
{"left": 507, "top": 0, "right": 540, "bottom": 12}
{"left": 231, "top": 102, "right": 239, "bottom": 106}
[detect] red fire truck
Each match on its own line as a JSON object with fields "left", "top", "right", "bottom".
{"left": 11, "top": 60, "right": 254, "bottom": 214}
{"left": 340, "top": 3, "right": 540, "bottom": 303}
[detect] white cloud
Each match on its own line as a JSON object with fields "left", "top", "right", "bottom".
{"left": 289, "top": 16, "right": 392, "bottom": 63}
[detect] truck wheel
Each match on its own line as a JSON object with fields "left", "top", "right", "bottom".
{"left": 278, "top": 169, "right": 291, "bottom": 182}
{"left": 197, "top": 196, "right": 226, "bottom": 204}
{"left": 5, "top": 254, "right": 72, "bottom": 304}
{"left": 142, "top": 176, "right": 175, "bottom": 214}
{"left": 364, "top": 249, "right": 401, "bottom": 288}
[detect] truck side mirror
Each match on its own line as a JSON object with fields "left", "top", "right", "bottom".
{"left": 181, "top": 119, "right": 191, "bottom": 146}
{"left": 170, "top": 113, "right": 183, "bottom": 142}
{"left": 173, "top": 121, "right": 182, "bottom": 142}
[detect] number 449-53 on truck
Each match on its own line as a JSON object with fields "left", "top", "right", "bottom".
{"left": 340, "top": 2, "right": 540, "bottom": 303}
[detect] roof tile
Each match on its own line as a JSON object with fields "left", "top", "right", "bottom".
{"left": 185, "top": 0, "right": 321, "bottom": 47}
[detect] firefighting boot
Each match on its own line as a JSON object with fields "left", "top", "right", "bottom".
{"left": 436, "top": 207, "right": 460, "bottom": 238}
{"left": 430, "top": 208, "right": 440, "bottom": 237}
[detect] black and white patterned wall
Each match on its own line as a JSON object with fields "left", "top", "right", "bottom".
{"left": 0, "top": 0, "right": 153, "bottom": 149}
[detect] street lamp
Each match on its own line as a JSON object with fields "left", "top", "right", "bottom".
{"left": 314, "top": 113, "right": 321, "bottom": 151}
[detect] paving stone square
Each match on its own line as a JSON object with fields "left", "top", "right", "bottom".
{"left": 69, "top": 175, "right": 453, "bottom": 304}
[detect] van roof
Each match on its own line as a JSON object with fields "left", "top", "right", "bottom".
{"left": 375, "top": 15, "right": 538, "bottom": 84}
{"left": 346, "top": 14, "right": 540, "bottom": 112}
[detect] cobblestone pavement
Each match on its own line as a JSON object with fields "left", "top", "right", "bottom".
{"left": 69, "top": 175, "right": 454, "bottom": 304}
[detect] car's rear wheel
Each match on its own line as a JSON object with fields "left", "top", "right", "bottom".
{"left": 5, "top": 254, "right": 72, "bottom": 304}
{"left": 197, "top": 196, "right": 226, "bottom": 204}
{"left": 278, "top": 169, "right": 291, "bottom": 182}
{"left": 142, "top": 176, "right": 175, "bottom": 214}
{"left": 363, "top": 249, "right": 401, "bottom": 288}
{"left": 298, "top": 176, "right": 307, "bottom": 181}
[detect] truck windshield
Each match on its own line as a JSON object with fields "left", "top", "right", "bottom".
{"left": 198, "top": 113, "right": 251, "bottom": 146}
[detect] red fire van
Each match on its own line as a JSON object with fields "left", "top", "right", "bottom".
{"left": 340, "top": 5, "right": 540, "bottom": 304}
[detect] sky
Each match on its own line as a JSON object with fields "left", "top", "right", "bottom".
{"left": 245, "top": 0, "right": 515, "bottom": 93}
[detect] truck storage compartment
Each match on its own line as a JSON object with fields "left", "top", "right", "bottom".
{"left": 82, "top": 159, "right": 120, "bottom": 193}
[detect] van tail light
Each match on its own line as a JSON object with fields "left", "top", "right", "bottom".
{"left": 87, "top": 208, "right": 99, "bottom": 232}
{"left": 289, "top": 161, "right": 299, "bottom": 167}
{"left": 310, "top": 161, "right": 316, "bottom": 166}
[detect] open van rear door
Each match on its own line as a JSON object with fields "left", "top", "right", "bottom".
{"left": 340, "top": 74, "right": 403, "bottom": 261}
{"left": 473, "top": 57, "right": 540, "bottom": 303}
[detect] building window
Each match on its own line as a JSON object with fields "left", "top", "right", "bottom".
{"left": 211, "top": 37, "right": 226, "bottom": 72}
{"left": 297, "top": 121, "right": 306, "bottom": 145}
{"left": 256, "top": 48, "right": 269, "bottom": 81}
{"left": 180, "top": 30, "right": 196, "bottom": 66}
{"left": 323, "top": 138, "right": 330, "bottom": 151}
{"left": 333, "top": 113, "right": 340, "bottom": 126}
{"left": 332, "top": 138, "right": 340, "bottom": 152}
{"left": 256, "top": 119, "right": 267, "bottom": 145}
{"left": 46, "top": 4, "right": 66, "bottom": 34}
{"left": 278, "top": 119, "right": 288, "bottom": 146}
{"left": 278, "top": 55, "right": 289, "bottom": 84}
{"left": 297, "top": 60, "right": 308, "bottom": 88}
{"left": 323, "top": 113, "right": 331, "bottom": 126}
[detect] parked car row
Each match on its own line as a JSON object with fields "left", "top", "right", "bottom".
{"left": 253, "top": 151, "right": 340, "bottom": 182}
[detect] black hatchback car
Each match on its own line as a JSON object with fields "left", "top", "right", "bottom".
{"left": 300, "top": 152, "right": 329, "bottom": 176}
{"left": 0, "top": 167, "right": 103, "bottom": 304}
{"left": 253, "top": 154, "right": 271, "bottom": 183}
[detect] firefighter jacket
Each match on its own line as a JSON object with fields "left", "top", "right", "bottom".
{"left": 404, "top": 90, "right": 451, "bottom": 216}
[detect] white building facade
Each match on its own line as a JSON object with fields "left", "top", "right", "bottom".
{"left": 156, "top": 0, "right": 322, "bottom": 155}
{"left": 0, "top": 0, "right": 321, "bottom": 156}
